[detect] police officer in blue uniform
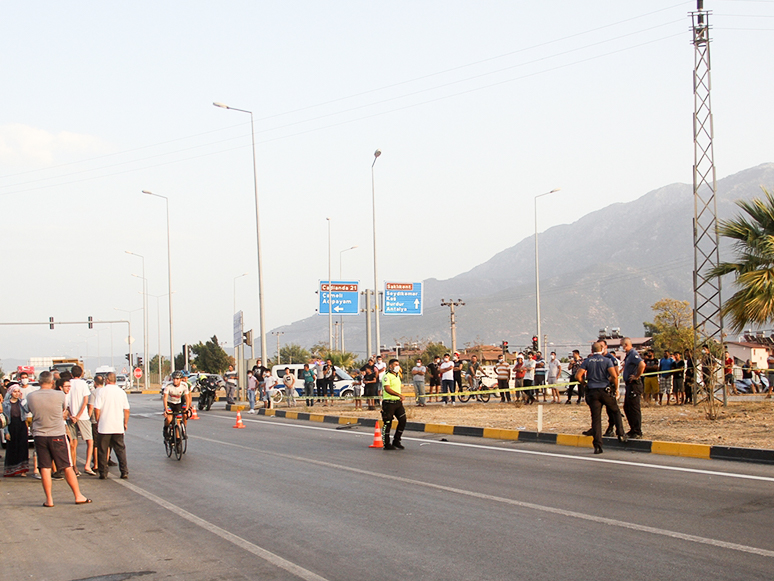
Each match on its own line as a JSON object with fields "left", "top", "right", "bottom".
{"left": 576, "top": 342, "right": 627, "bottom": 454}
{"left": 622, "top": 337, "right": 645, "bottom": 439}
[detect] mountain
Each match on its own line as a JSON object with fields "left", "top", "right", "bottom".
{"left": 271, "top": 163, "right": 774, "bottom": 356}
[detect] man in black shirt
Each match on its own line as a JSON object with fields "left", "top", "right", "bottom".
{"left": 426, "top": 356, "right": 441, "bottom": 403}
{"left": 576, "top": 342, "right": 627, "bottom": 454}
{"left": 360, "top": 357, "right": 378, "bottom": 411}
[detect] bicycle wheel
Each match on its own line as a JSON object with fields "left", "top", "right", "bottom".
{"left": 173, "top": 424, "right": 183, "bottom": 460}
{"left": 180, "top": 422, "right": 187, "bottom": 455}
{"left": 164, "top": 427, "right": 173, "bottom": 457}
{"left": 271, "top": 389, "right": 284, "bottom": 405}
{"left": 477, "top": 392, "right": 491, "bottom": 403}
{"left": 458, "top": 391, "right": 471, "bottom": 403}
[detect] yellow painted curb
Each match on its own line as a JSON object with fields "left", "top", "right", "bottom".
{"left": 482, "top": 428, "right": 520, "bottom": 440}
{"left": 556, "top": 434, "right": 594, "bottom": 448}
{"left": 338, "top": 417, "right": 359, "bottom": 425}
{"left": 264, "top": 409, "right": 276, "bottom": 416}
{"left": 309, "top": 414, "right": 325, "bottom": 422}
{"left": 651, "top": 441, "right": 710, "bottom": 459}
{"left": 424, "top": 423, "right": 454, "bottom": 435}
{"left": 285, "top": 411, "right": 298, "bottom": 420}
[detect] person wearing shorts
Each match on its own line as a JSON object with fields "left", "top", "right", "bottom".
{"left": 26, "top": 371, "right": 90, "bottom": 507}
{"left": 360, "top": 357, "right": 378, "bottom": 410}
{"left": 643, "top": 350, "right": 660, "bottom": 404}
{"left": 67, "top": 366, "right": 94, "bottom": 475}
{"left": 163, "top": 371, "right": 192, "bottom": 441}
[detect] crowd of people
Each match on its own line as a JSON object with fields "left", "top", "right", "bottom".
{"left": 1, "top": 366, "right": 130, "bottom": 506}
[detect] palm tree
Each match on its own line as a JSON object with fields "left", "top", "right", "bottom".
{"left": 710, "top": 187, "right": 774, "bottom": 331}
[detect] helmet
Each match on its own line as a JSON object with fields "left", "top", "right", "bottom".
{"left": 171, "top": 371, "right": 184, "bottom": 379}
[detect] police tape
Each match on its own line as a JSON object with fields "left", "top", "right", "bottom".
{"left": 260, "top": 367, "right": 684, "bottom": 401}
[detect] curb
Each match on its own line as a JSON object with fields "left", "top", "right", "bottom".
{"left": 246, "top": 408, "right": 774, "bottom": 465}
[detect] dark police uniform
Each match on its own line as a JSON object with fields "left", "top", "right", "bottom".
{"left": 381, "top": 369, "right": 406, "bottom": 450}
{"left": 579, "top": 351, "right": 625, "bottom": 453}
{"left": 623, "top": 348, "right": 644, "bottom": 437}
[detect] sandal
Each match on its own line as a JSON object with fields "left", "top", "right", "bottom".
{"left": 43, "top": 502, "right": 54, "bottom": 508}
{"left": 75, "top": 498, "right": 92, "bottom": 505}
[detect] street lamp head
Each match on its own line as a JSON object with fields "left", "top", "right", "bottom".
{"left": 374, "top": 149, "right": 381, "bottom": 159}
{"left": 549, "top": 188, "right": 561, "bottom": 194}
{"left": 213, "top": 102, "right": 229, "bottom": 109}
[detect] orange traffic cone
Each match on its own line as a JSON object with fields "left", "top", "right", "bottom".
{"left": 190, "top": 406, "right": 200, "bottom": 420}
{"left": 369, "top": 421, "right": 384, "bottom": 448}
{"left": 233, "top": 411, "right": 246, "bottom": 429}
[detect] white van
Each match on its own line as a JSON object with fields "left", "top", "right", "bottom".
{"left": 271, "top": 363, "right": 355, "bottom": 400}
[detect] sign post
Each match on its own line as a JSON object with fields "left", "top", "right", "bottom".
{"left": 233, "top": 311, "right": 244, "bottom": 399}
{"left": 318, "top": 281, "right": 359, "bottom": 316}
{"left": 384, "top": 282, "right": 423, "bottom": 316}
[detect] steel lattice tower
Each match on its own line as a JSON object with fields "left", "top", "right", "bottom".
{"left": 691, "top": 1, "right": 726, "bottom": 408}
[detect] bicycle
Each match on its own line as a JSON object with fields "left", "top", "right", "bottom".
{"left": 458, "top": 374, "right": 492, "bottom": 403}
{"left": 164, "top": 409, "right": 188, "bottom": 461}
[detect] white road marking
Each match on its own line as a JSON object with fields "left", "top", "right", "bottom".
{"left": 210, "top": 413, "right": 774, "bottom": 483}
{"left": 116, "top": 479, "right": 330, "bottom": 581}
{"left": 194, "top": 432, "right": 774, "bottom": 559}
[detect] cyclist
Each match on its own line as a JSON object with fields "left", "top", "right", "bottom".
{"left": 163, "top": 371, "right": 192, "bottom": 441}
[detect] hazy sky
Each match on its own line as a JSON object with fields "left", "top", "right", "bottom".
{"left": 2, "top": 1, "right": 773, "bottom": 368}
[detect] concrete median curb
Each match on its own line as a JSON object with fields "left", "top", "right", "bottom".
{"left": 247, "top": 407, "right": 774, "bottom": 465}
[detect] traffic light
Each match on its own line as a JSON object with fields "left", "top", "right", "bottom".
{"left": 88, "top": 316, "right": 93, "bottom": 329}
{"left": 125, "top": 353, "right": 131, "bottom": 362}
{"left": 532, "top": 336, "right": 539, "bottom": 350}
{"left": 502, "top": 341, "right": 509, "bottom": 354}
{"left": 243, "top": 330, "right": 253, "bottom": 347}
{"left": 49, "top": 317, "right": 54, "bottom": 330}
{"left": 137, "top": 356, "right": 143, "bottom": 367}
{"left": 187, "top": 345, "right": 193, "bottom": 359}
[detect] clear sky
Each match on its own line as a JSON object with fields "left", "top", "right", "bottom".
{"left": 1, "top": 1, "right": 773, "bottom": 367}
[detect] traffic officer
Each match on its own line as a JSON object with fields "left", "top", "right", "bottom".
{"left": 576, "top": 342, "right": 627, "bottom": 454}
{"left": 622, "top": 338, "right": 645, "bottom": 438}
{"left": 381, "top": 358, "right": 406, "bottom": 450}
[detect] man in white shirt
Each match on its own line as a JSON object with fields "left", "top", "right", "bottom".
{"left": 439, "top": 353, "right": 455, "bottom": 405}
{"left": 94, "top": 372, "right": 130, "bottom": 480}
{"left": 547, "top": 352, "right": 562, "bottom": 404}
{"left": 523, "top": 354, "right": 537, "bottom": 405}
{"left": 66, "top": 366, "right": 94, "bottom": 475}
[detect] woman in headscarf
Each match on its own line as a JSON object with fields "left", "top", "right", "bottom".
{"left": 3, "top": 384, "right": 31, "bottom": 477}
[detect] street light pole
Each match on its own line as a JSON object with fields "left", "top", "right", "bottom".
{"left": 339, "top": 245, "right": 357, "bottom": 353}
{"left": 327, "top": 217, "right": 333, "bottom": 352}
{"left": 146, "top": 291, "right": 170, "bottom": 385}
{"left": 213, "top": 102, "right": 267, "bottom": 361}
{"left": 233, "top": 272, "right": 248, "bottom": 316}
{"left": 534, "top": 188, "right": 561, "bottom": 355}
{"left": 142, "top": 190, "right": 175, "bottom": 372}
{"left": 371, "top": 149, "right": 382, "bottom": 356}
{"left": 126, "top": 251, "right": 148, "bottom": 390}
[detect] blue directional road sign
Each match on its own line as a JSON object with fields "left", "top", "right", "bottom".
{"left": 383, "top": 282, "right": 423, "bottom": 316}
{"left": 318, "top": 281, "right": 359, "bottom": 316}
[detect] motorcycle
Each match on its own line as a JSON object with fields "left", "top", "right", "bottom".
{"left": 197, "top": 375, "right": 219, "bottom": 411}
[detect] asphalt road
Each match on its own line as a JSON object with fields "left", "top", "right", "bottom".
{"left": 4, "top": 394, "right": 774, "bottom": 581}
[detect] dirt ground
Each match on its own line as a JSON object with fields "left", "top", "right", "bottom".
{"left": 287, "top": 396, "right": 774, "bottom": 449}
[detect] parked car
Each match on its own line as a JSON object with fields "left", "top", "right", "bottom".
{"left": 270, "top": 364, "right": 355, "bottom": 401}
{"left": 115, "top": 374, "right": 132, "bottom": 391}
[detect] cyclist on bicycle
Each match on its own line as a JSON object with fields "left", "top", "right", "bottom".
{"left": 163, "top": 371, "right": 192, "bottom": 441}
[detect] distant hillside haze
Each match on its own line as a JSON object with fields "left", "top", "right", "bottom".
{"left": 272, "top": 163, "right": 774, "bottom": 356}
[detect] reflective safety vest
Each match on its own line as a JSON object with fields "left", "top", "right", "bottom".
{"left": 382, "top": 371, "right": 402, "bottom": 401}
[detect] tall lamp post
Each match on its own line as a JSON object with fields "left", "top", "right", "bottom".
{"left": 147, "top": 291, "right": 170, "bottom": 384}
{"left": 126, "top": 251, "right": 148, "bottom": 390}
{"left": 213, "top": 101, "right": 267, "bottom": 361}
{"left": 142, "top": 190, "right": 175, "bottom": 372}
{"left": 114, "top": 307, "right": 141, "bottom": 373}
{"left": 534, "top": 188, "right": 561, "bottom": 355}
{"left": 327, "top": 217, "right": 333, "bottom": 351}
{"left": 371, "top": 149, "right": 382, "bottom": 356}
{"left": 339, "top": 245, "right": 357, "bottom": 353}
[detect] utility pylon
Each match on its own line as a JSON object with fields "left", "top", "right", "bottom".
{"left": 691, "top": 0, "right": 726, "bottom": 413}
